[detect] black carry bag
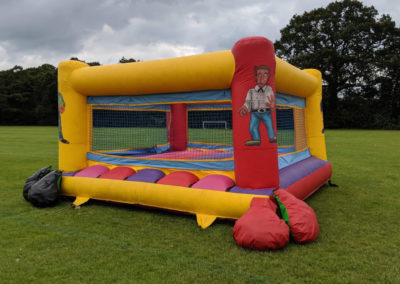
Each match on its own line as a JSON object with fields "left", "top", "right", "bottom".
{"left": 23, "top": 166, "right": 52, "bottom": 201}
{"left": 23, "top": 166, "right": 62, "bottom": 207}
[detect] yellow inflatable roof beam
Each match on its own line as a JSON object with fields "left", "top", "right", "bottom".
{"left": 275, "top": 57, "right": 319, "bottom": 98}
{"left": 66, "top": 51, "right": 318, "bottom": 99}
{"left": 70, "top": 50, "right": 235, "bottom": 96}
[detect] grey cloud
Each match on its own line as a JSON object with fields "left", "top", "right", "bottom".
{"left": 0, "top": 0, "right": 398, "bottom": 69}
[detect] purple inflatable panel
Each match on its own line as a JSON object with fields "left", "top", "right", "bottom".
{"left": 126, "top": 169, "right": 165, "bottom": 183}
{"left": 279, "top": 157, "right": 329, "bottom": 188}
{"left": 62, "top": 171, "right": 78, "bottom": 176}
{"left": 229, "top": 186, "right": 275, "bottom": 196}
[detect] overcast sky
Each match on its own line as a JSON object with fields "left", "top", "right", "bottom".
{"left": 0, "top": 0, "right": 398, "bottom": 70}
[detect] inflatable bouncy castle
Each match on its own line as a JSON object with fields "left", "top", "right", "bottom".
{"left": 58, "top": 36, "right": 332, "bottom": 229}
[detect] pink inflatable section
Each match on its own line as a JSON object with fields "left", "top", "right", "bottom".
{"left": 74, "top": 165, "right": 109, "bottom": 178}
{"left": 192, "top": 174, "right": 235, "bottom": 191}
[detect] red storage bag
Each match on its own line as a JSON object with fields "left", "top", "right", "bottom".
{"left": 273, "top": 189, "right": 319, "bottom": 244}
{"left": 233, "top": 197, "right": 290, "bottom": 250}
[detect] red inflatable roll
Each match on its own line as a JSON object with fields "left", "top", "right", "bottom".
{"left": 156, "top": 171, "right": 199, "bottom": 187}
{"left": 99, "top": 166, "right": 136, "bottom": 180}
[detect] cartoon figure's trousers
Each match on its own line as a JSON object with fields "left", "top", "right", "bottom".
{"left": 249, "top": 110, "right": 275, "bottom": 140}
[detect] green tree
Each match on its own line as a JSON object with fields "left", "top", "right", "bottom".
{"left": 274, "top": 0, "right": 400, "bottom": 128}
{"left": 0, "top": 66, "right": 32, "bottom": 125}
{"left": 119, "top": 57, "right": 138, "bottom": 63}
{"left": 30, "top": 64, "right": 58, "bottom": 125}
{"left": 373, "top": 17, "right": 400, "bottom": 128}
{"left": 0, "top": 64, "right": 58, "bottom": 125}
{"left": 70, "top": 57, "right": 101, "bottom": 66}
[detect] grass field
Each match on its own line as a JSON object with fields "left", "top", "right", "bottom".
{"left": 0, "top": 126, "right": 399, "bottom": 283}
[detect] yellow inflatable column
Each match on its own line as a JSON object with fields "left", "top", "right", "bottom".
{"left": 304, "top": 69, "right": 328, "bottom": 160}
{"left": 58, "top": 60, "right": 90, "bottom": 171}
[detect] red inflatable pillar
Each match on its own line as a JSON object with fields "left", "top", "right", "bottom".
{"left": 169, "top": 103, "right": 187, "bottom": 151}
{"left": 231, "top": 37, "right": 279, "bottom": 189}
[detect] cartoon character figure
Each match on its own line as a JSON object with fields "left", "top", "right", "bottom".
{"left": 238, "top": 65, "right": 277, "bottom": 146}
{"left": 58, "top": 93, "right": 69, "bottom": 144}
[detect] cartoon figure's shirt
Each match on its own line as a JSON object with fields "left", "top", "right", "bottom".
{"left": 243, "top": 85, "right": 274, "bottom": 111}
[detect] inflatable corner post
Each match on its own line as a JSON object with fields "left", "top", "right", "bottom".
{"left": 58, "top": 36, "right": 332, "bottom": 229}
{"left": 304, "top": 69, "right": 327, "bottom": 160}
{"left": 231, "top": 37, "right": 279, "bottom": 189}
{"left": 58, "top": 60, "right": 90, "bottom": 172}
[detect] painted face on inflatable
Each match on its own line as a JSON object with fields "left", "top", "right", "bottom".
{"left": 256, "top": 68, "right": 270, "bottom": 87}
{"left": 59, "top": 104, "right": 65, "bottom": 114}
{"left": 58, "top": 93, "right": 66, "bottom": 114}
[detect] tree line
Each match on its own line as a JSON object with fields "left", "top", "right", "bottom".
{"left": 0, "top": 58, "right": 137, "bottom": 126}
{"left": 0, "top": 64, "right": 58, "bottom": 125}
{"left": 274, "top": 0, "right": 399, "bottom": 129}
{"left": 0, "top": 0, "right": 399, "bottom": 129}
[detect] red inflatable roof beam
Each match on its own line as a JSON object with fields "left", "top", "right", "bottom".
{"left": 156, "top": 171, "right": 199, "bottom": 187}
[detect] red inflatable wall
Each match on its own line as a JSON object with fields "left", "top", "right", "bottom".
{"left": 231, "top": 37, "right": 279, "bottom": 189}
{"left": 284, "top": 163, "right": 332, "bottom": 200}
